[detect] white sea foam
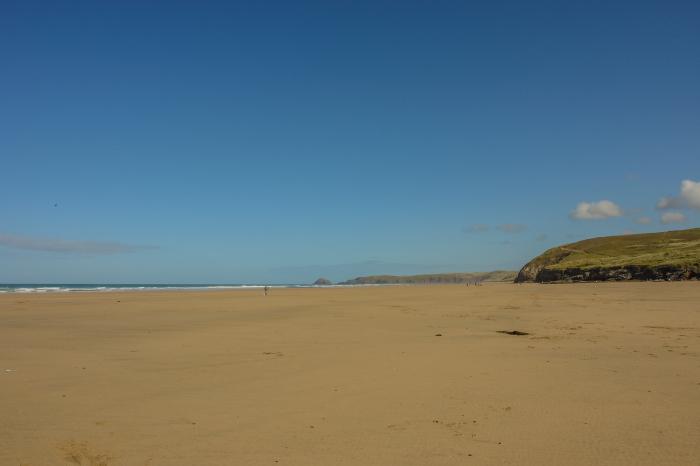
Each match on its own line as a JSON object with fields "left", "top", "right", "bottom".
{"left": 0, "top": 283, "right": 388, "bottom": 293}
{"left": 4, "top": 285, "right": 270, "bottom": 293}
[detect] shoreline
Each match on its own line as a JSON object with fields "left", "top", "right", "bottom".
{"left": 0, "top": 283, "right": 398, "bottom": 293}
{"left": 0, "top": 282, "right": 519, "bottom": 294}
{"left": 2, "top": 279, "right": 696, "bottom": 293}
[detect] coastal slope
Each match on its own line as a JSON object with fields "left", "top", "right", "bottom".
{"left": 516, "top": 228, "right": 700, "bottom": 283}
{"left": 340, "top": 270, "right": 516, "bottom": 285}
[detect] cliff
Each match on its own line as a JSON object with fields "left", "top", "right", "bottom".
{"left": 515, "top": 228, "right": 700, "bottom": 283}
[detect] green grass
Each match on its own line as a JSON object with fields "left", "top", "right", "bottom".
{"left": 530, "top": 228, "right": 700, "bottom": 270}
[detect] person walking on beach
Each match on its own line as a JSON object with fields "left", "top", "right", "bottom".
{"left": 264, "top": 286, "right": 269, "bottom": 296}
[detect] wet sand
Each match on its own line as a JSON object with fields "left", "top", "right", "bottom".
{"left": 1, "top": 282, "right": 699, "bottom": 465}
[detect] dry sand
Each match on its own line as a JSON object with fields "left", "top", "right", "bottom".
{"left": 1, "top": 282, "right": 699, "bottom": 466}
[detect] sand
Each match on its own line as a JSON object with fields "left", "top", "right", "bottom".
{"left": 1, "top": 282, "right": 699, "bottom": 465}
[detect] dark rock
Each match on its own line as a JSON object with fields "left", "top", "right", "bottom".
{"left": 312, "top": 278, "right": 333, "bottom": 286}
{"left": 518, "top": 264, "right": 700, "bottom": 283}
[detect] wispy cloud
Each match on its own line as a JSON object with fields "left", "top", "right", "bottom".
{"left": 635, "top": 216, "right": 652, "bottom": 225}
{"left": 0, "top": 234, "right": 157, "bottom": 254}
{"left": 535, "top": 233, "right": 548, "bottom": 242}
{"left": 660, "top": 212, "right": 686, "bottom": 225}
{"left": 463, "top": 224, "right": 489, "bottom": 233}
{"left": 464, "top": 223, "right": 527, "bottom": 234}
{"left": 497, "top": 224, "right": 527, "bottom": 234}
{"left": 570, "top": 200, "right": 622, "bottom": 220}
{"left": 656, "top": 196, "right": 683, "bottom": 210}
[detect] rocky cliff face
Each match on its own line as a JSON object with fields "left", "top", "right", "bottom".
{"left": 516, "top": 263, "right": 700, "bottom": 283}
{"left": 515, "top": 249, "right": 572, "bottom": 283}
{"left": 312, "top": 278, "right": 333, "bottom": 285}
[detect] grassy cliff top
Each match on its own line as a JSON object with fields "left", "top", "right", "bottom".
{"left": 529, "top": 228, "right": 700, "bottom": 270}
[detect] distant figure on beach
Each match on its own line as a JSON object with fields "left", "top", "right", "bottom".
{"left": 264, "top": 286, "right": 269, "bottom": 296}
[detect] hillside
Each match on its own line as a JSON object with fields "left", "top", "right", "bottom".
{"left": 516, "top": 228, "right": 700, "bottom": 283}
{"left": 340, "top": 271, "right": 516, "bottom": 285}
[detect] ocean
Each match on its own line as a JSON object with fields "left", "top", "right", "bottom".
{"left": 0, "top": 284, "right": 339, "bottom": 293}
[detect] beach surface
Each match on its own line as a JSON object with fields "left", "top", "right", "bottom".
{"left": 1, "top": 283, "right": 699, "bottom": 465}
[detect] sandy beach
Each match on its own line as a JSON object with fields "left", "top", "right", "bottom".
{"left": 1, "top": 282, "right": 699, "bottom": 466}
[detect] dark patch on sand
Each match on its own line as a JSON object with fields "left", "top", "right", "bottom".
{"left": 497, "top": 330, "right": 530, "bottom": 336}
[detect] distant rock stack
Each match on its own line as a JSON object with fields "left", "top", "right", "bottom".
{"left": 313, "top": 278, "right": 333, "bottom": 286}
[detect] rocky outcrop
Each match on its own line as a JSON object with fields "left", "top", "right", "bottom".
{"left": 312, "top": 278, "right": 333, "bottom": 286}
{"left": 517, "top": 263, "right": 700, "bottom": 283}
{"left": 515, "top": 249, "right": 572, "bottom": 283}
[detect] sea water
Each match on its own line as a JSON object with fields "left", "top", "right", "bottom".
{"left": 0, "top": 283, "right": 344, "bottom": 293}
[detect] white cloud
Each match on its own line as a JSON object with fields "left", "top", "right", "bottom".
{"left": 660, "top": 212, "right": 686, "bottom": 225}
{"left": 570, "top": 200, "right": 623, "bottom": 220}
{"left": 635, "top": 216, "right": 652, "bottom": 225}
{"left": 681, "top": 179, "right": 700, "bottom": 209}
{"left": 657, "top": 179, "right": 700, "bottom": 210}
{"left": 0, "top": 234, "right": 157, "bottom": 254}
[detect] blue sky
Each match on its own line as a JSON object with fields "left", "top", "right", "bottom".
{"left": 1, "top": 0, "right": 699, "bottom": 283}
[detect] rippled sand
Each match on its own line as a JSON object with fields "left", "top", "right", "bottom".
{"left": 1, "top": 282, "right": 699, "bottom": 465}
